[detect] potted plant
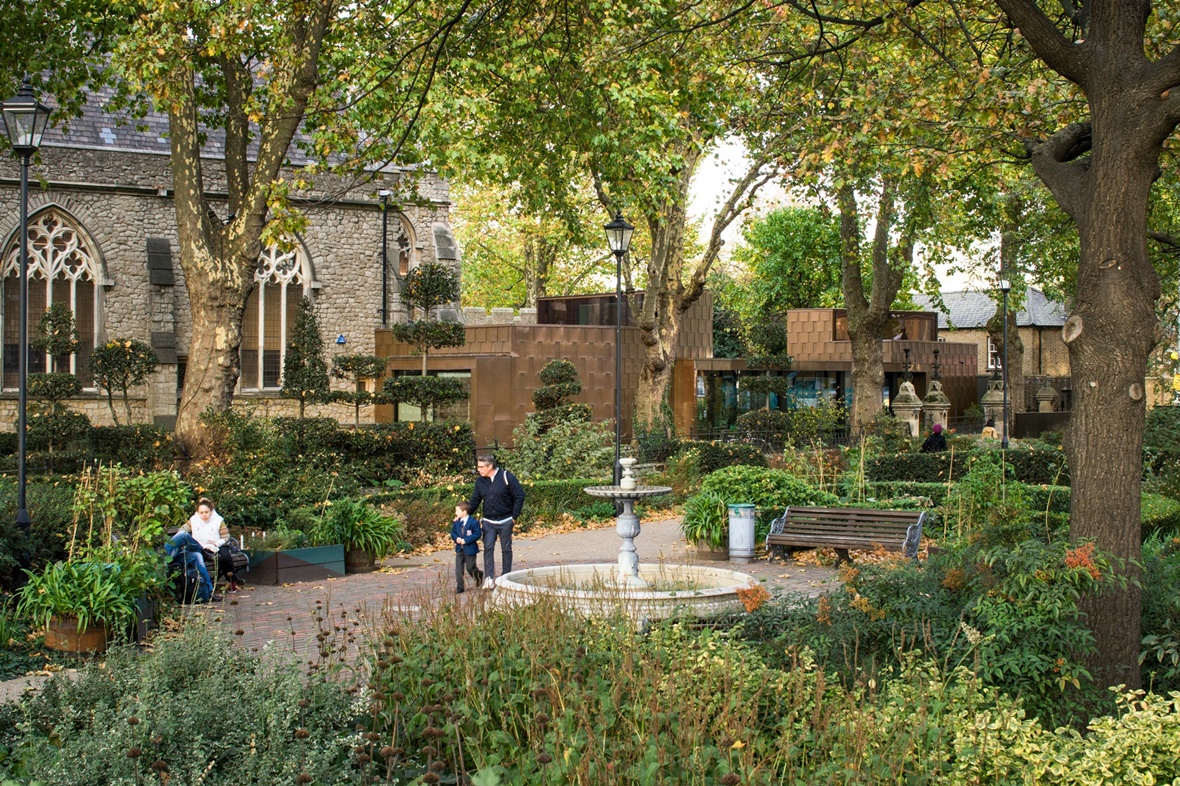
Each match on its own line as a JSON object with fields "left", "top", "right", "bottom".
{"left": 680, "top": 491, "right": 729, "bottom": 560}
{"left": 310, "top": 498, "right": 404, "bottom": 573}
{"left": 17, "top": 560, "right": 139, "bottom": 653}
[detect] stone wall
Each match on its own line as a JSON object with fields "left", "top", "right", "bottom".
{"left": 0, "top": 145, "right": 456, "bottom": 431}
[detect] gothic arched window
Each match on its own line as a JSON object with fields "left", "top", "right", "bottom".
{"left": 396, "top": 217, "right": 414, "bottom": 276}
{"left": 1, "top": 209, "right": 100, "bottom": 388}
{"left": 239, "top": 243, "right": 313, "bottom": 391}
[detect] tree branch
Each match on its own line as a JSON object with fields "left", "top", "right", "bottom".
{"left": 1023, "top": 121, "right": 1091, "bottom": 221}
{"left": 993, "top": 0, "right": 1087, "bottom": 87}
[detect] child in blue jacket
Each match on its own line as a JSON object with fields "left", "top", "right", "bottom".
{"left": 451, "top": 502, "right": 484, "bottom": 593}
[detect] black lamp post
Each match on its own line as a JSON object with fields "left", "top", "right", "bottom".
{"left": 604, "top": 211, "right": 634, "bottom": 486}
{"left": 2, "top": 76, "right": 51, "bottom": 535}
{"left": 379, "top": 190, "right": 392, "bottom": 327}
{"left": 999, "top": 274, "right": 1012, "bottom": 450}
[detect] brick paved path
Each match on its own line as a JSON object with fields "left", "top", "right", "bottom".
{"left": 0, "top": 518, "right": 836, "bottom": 703}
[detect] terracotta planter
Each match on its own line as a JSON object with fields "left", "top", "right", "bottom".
{"left": 693, "top": 545, "right": 729, "bottom": 562}
{"left": 44, "top": 616, "right": 108, "bottom": 654}
{"left": 344, "top": 548, "right": 376, "bottom": 574}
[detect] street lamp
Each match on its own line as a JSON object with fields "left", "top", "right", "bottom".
{"left": 604, "top": 211, "right": 634, "bottom": 486}
{"left": 999, "top": 275, "right": 1012, "bottom": 450}
{"left": 1, "top": 76, "right": 52, "bottom": 536}
{"left": 378, "top": 190, "right": 392, "bottom": 327}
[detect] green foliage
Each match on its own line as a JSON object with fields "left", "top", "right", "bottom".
{"left": 0, "top": 479, "right": 76, "bottom": 590}
{"left": 864, "top": 443, "right": 1070, "bottom": 485}
{"left": 369, "top": 601, "right": 786, "bottom": 784}
{"left": 281, "top": 297, "right": 330, "bottom": 418}
{"left": 680, "top": 490, "right": 728, "bottom": 549}
{"left": 399, "top": 261, "right": 461, "bottom": 315}
{"left": 972, "top": 539, "right": 1113, "bottom": 701}
{"left": 735, "top": 399, "right": 847, "bottom": 448}
{"left": 309, "top": 497, "right": 404, "bottom": 557}
{"left": 1141, "top": 535, "right": 1180, "bottom": 693}
{"left": 25, "top": 410, "right": 91, "bottom": 453}
{"left": 382, "top": 375, "right": 466, "bottom": 422}
{"left": 502, "top": 413, "right": 614, "bottom": 481}
{"left": 31, "top": 302, "right": 80, "bottom": 369}
{"left": 192, "top": 411, "right": 474, "bottom": 530}
{"left": 16, "top": 560, "right": 139, "bottom": 634}
{"left": 691, "top": 441, "right": 767, "bottom": 473}
{"left": 731, "top": 206, "right": 844, "bottom": 314}
{"left": 1145, "top": 405, "right": 1180, "bottom": 496}
{"left": 330, "top": 353, "right": 388, "bottom": 428}
{"left": 89, "top": 424, "right": 175, "bottom": 470}
{"left": 700, "top": 465, "right": 838, "bottom": 536}
{"left": 27, "top": 372, "right": 81, "bottom": 411}
{"left": 388, "top": 319, "right": 467, "bottom": 355}
{"left": 1, "top": 621, "right": 359, "bottom": 784}
{"left": 530, "top": 359, "right": 592, "bottom": 426}
{"left": 331, "top": 353, "right": 387, "bottom": 382}
{"left": 1142, "top": 493, "right": 1180, "bottom": 541}
{"left": 71, "top": 466, "right": 191, "bottom": 553}
{"left": 635, "top": 424, "right": 683, "bottom": 464}
{"left": 89, "top": 338, "right": 159, "bottom": 426}
{"left": 328, "top": 422, "right": 475, "bottom": 485}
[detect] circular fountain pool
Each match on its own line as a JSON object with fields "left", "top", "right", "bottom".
{"left": 494, "top": 562, "right": 759, "bottom": 623}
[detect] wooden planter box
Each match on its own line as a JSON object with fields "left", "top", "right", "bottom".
{"left": 247, "top": 545, "right": 346, "bottom": 585}
{"left": 45, "top": 616, "right": 108, "bottom": 654}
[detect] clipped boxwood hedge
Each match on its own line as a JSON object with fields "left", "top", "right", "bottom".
{"left": 1142, "top": 492, "right": 1180, "bottom": 540}
{"left": 864, "top": 445, "right": 1069, "bottom": 486}
{"left": 689, "top": 442, "right": 767, "bottom": 473}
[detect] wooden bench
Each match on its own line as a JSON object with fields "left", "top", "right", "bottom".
{"left": 765, "top": 507, "right": 925, "bottom": 564}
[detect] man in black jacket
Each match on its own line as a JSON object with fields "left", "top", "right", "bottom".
{"left": 468, "top": 454, "right": 526, "bottom": 588}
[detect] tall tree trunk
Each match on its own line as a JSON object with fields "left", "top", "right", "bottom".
{"left": 160, "top": 3, "right": 332, "bottom": 457}
{"left": 174, "top": 269, "right": 251, "bottom": 455}
{"left": 838, "top": 180, "right": 915, "bottom": 435}
{"left": 998, "top": 0, "right": 1169, "bottom": 688}
{"left": 523, "top": 236, "right": 556, "bottom": 308}
{"left": 1062, "top": 127, "right": 1156, "bottom": 691}
{"left": 612, "top": 144, "right": 769, "bottom": 434}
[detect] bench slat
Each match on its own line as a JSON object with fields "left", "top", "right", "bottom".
{"left": 765, "top": 505, "right": 924, "bottom": 561}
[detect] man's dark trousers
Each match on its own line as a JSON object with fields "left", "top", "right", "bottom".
{"left": 482, "top": 518, "right": 513, "bottom": 578}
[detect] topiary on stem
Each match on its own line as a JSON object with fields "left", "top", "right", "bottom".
{"left": 282, "top": 297, "right": 330, "bottom": 419}
{"left": 331, "top": 354, "right": 388, "bottom": 428}
{"left": 90, "top": 339, "right": 159, "bottom": 426}
{"left": 32, "top": 303, "right": 80, "bottom": 372}
{"left": 392, "top": 263, "right": 465, "bottom": 375}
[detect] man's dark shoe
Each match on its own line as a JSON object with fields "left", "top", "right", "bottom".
{"left": 210, "top": 593, "right": 223, "bottom": 602}
{"left": 455, "top": 587, "right": 465, "bottom": 594}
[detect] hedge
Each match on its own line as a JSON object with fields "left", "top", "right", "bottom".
{"left": 864, "top": 445, "right": 1070, "bottom": 485}
{"left": 688, "top": 442, "right": 767, "bottom": 473}
{"left": 370, "top": 476, "right": 621, "bottom": 531}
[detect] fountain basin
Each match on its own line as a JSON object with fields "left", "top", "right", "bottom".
{"left": 494, "top": 563, "right": 760, "bottom": 623}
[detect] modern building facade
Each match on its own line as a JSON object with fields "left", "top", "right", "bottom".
{"left": 376, "top": 292, "right": 715, "bottom": 448}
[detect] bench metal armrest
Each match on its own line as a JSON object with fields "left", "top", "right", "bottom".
{"left": 764, "top": 508, "right": 789, "bottom": 554}
{"left": 903, "top": 511, "right": 926, "bottom": 560}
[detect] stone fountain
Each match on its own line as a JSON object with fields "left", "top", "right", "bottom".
{"left": 494, "top": 458, "right": 760, "bottom": 623}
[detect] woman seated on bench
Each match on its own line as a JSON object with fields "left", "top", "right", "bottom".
{"left": 182, "top": 497, "right": 243, "bottom": 593}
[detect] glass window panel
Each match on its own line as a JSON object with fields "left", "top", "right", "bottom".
{"left": 240, "top": 284, "right": 260, "bottom": 389}
{"left": 3, "top": 278, "right": 19, "bottom": 389}
{"left": 74, "top": 280, "right": 94, "bottom": 386}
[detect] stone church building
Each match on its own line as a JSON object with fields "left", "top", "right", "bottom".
{"left": 0, "top": 92, "right": 458, "bottom": 429}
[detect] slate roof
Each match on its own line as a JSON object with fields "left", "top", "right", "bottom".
{"left": 40, "top": 85, "right": 317, "bottom": 165}
{"left": 912, "top": 289, "right": 1067, "bottom": 330}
